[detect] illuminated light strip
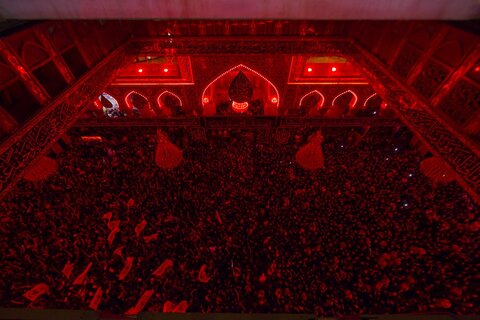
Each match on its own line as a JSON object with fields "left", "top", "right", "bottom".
{"left": 287, "top": 82, "right": 370, "bottom": 85}
{"left": 332, "top": 89, "right": 358, "bottom": 108}
{"left": 81, "top": 136, "right": 103, "bottom": 142}
{"left": 111, "top": 82, "right": 195, "bottom": 86}
{"left": 125, "top": 90, "right": 152, "bottom": 110}
{"left": 157, "top": 90, "right": 183, "bottom": 109}
{"left": 201, "top": 64, "right": 280, "bottom": 108}
{"left": 231, "top": 101, "right": 249, "bottom": 113}
{"left": 299, "top": 90, "right": 325, "bottom": 109}
{"left": 363, "top": 93, "right": 378, "bottom": 107}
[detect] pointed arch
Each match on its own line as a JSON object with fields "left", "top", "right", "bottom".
{"left": 125, "top": 91, "right": 150, "bottom": 109}
{"left": 299, "top": 90, "right": 325, "bottom": 109}
{"left": 332, "top": 90, "right": 358, "bottom": 109}
{"left": 201, "top": 64, "right": 280, "bottom": 108}
{"left": 99, "top": 92, "right": 125, "bottom": 118}
{"left": 157, "top": 90, "right": 183, "bottom": 109}
{"left": 357, "top": 92, "right": 383, "bottom": 117}
{"left": 21, "top": 42, "right": 50, "bottom": 68}
{"left": 125, "top": 91, "right": 151, "bottom": 116}
{"left": 363, "top": 93, "right": 378, "bottom": 107}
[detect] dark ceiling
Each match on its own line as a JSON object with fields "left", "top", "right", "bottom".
{"left": 0, "top": 0, "right": 479, "bottom": 20}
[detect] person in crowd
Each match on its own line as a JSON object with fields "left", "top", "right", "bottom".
{"left": 0, "top": 127, "right": 478, "bottom": 317}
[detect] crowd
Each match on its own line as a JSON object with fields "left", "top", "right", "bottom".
{"left": 0, "top": 126, "right": 479, "bottom": 317}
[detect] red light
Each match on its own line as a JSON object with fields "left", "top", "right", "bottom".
{"left": 232, "top": 101, "right": 249, "bottom": 113}
{"left": 331, "top": 67, "right": 337, "bottom": 72}
{"left": 203, "top": 97, "right": 209, "bottom": 103}
{"left": 163, "top": 68, "right": 169, "bottom": 72}
{"left": 300, "top": 90, "right": 325, "bottom": 108}
{"left": 271, "top": 97, "right": 278, "bottom": 104}
{"left": 475, "top": 66, "right": 480, "bottom": 72}
{"left": 81, "top": 136, "right": 103, "bottom": 142}
{"left": 94, "top": 100, "right": 102, "bottom": 109}
{"left": 138, "top": 68, "right": 143, "bottom": 73}
{"left": 201, "top": 64, "right": 280, "bottom": 109}
{"left": 307, "top": 67, "right": 313, "bottom": 72}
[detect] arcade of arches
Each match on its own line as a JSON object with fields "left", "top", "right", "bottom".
{"left": 0, "top": 20, "right": 479, "bottom": 317}
{"left": 1, "top": 21, "right": 479, "bottom": 201}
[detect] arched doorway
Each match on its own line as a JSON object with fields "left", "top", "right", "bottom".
{"left": 201, "top": 64, "right": 280, "bottom": 116}
{"left": 358, "top": 93, "right": 382, "bottom": 116}
{"left": 125, "top": 91, "right": 153, "bottom": 117}
{"left": 297, "top": 90, "right": 325, "bottom": 116}
{"left": 326, "top": 90, "right": 358, "bottom": 117}
{"left": 157, "top": 91, "right": 184, "bottom": 116}
{"left": 99, "top": 92, "right": 126, "bottom": 118}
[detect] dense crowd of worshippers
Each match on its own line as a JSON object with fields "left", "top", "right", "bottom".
{"left": 0, "top": 127, "right": 479, "bottom": 317}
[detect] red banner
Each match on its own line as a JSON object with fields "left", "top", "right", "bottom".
{"left": 135, "top": 219, "right": 147, "bottom": 237}
{"left": 73, "top": 262, "right": 93, "bottom": 285}
{"left": 23, "top": 283, "right": 49, "bottom": 301}
{"left": 153, "top": 259, "right": 173, "bottom": 278}
{"left": 125, "top": 289, "right": 154, "bottom": 315}
{"left": 88, "top": 287, "right": 103, "bottom": 310}
{"left": 163, "top": 301, "right": 175, "bottom": 312}
{"left": 163, "top": 300, "right": 189, "bottom": 313}
{"left": 119, "top": 257, "right": 134, "bottom": 281}
{"left": 108, "top": 227, "right": 120, "bottom": 245}
{"left": 173, "top": 300, "right": 189, "bottom": 313}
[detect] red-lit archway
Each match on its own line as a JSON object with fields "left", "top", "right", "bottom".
{"left": 363, "top": 93, "right": 379, "bottom": 107}
{"left": 201, "top": 64, "right": 280, "bottom": 116}
{"left": 353, "top": 92, "right": 382, "bottom": 117}
{"left": 125, "top": 91, "right": 154, "bottom": 117}
{"left": 321, "top": 90, "right": 358, "bottom": 118}
{"left": 157, "top": 91, "right": 184, "bottom": 116}
{"left": 297, "top": 90, "right": 326, "bottom": 116}
{"left": 98, "top": 92, "right": 126, "bottom": 118}
{"left": 332, "top": 89, "right": 358, "bottom": 109}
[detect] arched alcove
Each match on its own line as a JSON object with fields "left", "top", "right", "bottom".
{"left": 298, "top": 90, "right": 325, "bottom": 116}
{"left": 332, "top": 90, "right": 358, "bottom": 108}
{"left": 356, "top": 93, "right": 382, "bottom": 117}
{"left": 125, "top": 91, "right": 153, "bottom": 117}
{"left": 99, "top": 92, "right": 126, "bottom": 118}
{"left": 157, "top": 91, "right": 184, "bottom": 116}
{"left": 201, "top": 64, "right": 280, "bottom": 116}
{"left": 325, "top": 90, "right": 358, "bottom": 118}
